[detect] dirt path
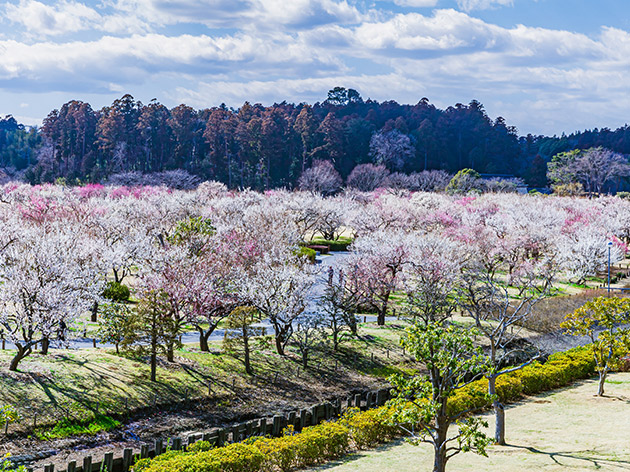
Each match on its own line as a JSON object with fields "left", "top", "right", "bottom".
{"left": 307, "top": 373, "right": 630, "bottom": 472}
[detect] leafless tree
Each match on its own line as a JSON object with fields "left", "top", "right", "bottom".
{"left": 298, "top": 160, "right": 342, "bottom": 196}
{"left": 346, "top": 163, "right": 389, "bottom": 191}
{"left": 572, "top": 147, "right": 630, "bottom": 196}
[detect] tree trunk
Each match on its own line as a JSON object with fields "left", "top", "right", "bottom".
{"left": 377, "top": 293, "right": 390, "bottom": 326}
{"left": 244, "top": 340, "right": 252, "bottom": 375}
{"left": 91, "top": 301, "right": 99, "bottom": 322}
{"left": 166, "top": 343, "right": 174, "bottom": 362}
{"left": 488, "top": 375, "right": 506, "bottom": 445}
{"left": 9, "top": 345, "right": 31, "bottom": 372}
{"left": 199, "top": 329, "right": 210, "bottom": 352}
{"left": 598, "top": 370, "right": 607, "bottom": 396}
{"left": 150, "top": 325, "right": 157, "bottom": 382}
{"left": 433, "top": 419, "right": 449, "bottom": 472}
{"left": 302, "top": 350, "right": 308, "bottom": 369}
{"left": 274, "top": 335, "right": 285, "bottom": 356}
{"left": 40, "top": 337, "right": 49, "bottom": 355}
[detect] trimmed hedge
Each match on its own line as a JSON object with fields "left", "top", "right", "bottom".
{"left": 102, "top": 281, "right": 131, "bottom": 302}
{"left": 132, "top": 345, "right": 596, "bottom": 472}
{"left": 294, "top": 246, "right": 317, "bottom": 263}
{"left": 309, "top": 237, "right": 353, "bottom": 252}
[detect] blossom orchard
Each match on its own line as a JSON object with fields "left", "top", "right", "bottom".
{"left": 0, "top": 182, "right": 627, "bottom": 373}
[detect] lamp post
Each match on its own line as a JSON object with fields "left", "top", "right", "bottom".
{"left": 608, "top": 241, "right": 613, "bottom": 295}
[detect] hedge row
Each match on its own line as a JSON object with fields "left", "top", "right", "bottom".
{"left": 309, "top": 237, "right": 353, "bottom": 252}
{"left": 132, "top": 346, "right": 596, "bottom": 472}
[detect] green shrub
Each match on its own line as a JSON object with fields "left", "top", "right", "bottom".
{"left": 294, "top": 246, "right": 317, "bottom": 263}
{"left": 188, "top": 441, "right": 214, "bottom": 453}
{"left": 340, "top": 407, "right": 398, "bottom": 449}
{"left": 102, "top": 281, "right": 131, "bottom": 302}
{"left": 310, "top": 236, "right": 353, "bottom": 252}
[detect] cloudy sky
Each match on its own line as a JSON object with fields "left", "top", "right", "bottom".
{"left": 1, "top": 0, "right": 629, "bottom": 135}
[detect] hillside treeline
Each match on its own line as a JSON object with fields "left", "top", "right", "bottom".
{"left": 1, "top": 88, "right": 630, "bottom": 188}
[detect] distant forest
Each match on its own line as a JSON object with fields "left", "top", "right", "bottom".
{"left": 1, "top": 87, "right": 630, "bottom": 188}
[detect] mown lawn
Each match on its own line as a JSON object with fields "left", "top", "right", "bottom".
{"left": 308, "top": 373, "right": 630, "bottom": 472}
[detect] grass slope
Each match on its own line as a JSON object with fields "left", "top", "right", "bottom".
{"left": 0, "top": 322, "right": 408, "bottom": 437}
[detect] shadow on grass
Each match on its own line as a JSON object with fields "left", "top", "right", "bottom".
{"left": 506, "top": 444, "right": 630, "bottom": 469}
{"left": 309, "top": 439, "right": 408, "bottom": 470}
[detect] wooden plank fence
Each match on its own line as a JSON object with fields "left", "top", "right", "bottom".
{"left": 19, "top": 387, "right": 391, "bottom": 472}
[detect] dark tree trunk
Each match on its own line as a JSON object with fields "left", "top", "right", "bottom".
{"left": 377, "top": 293, "right": 390, "bottom": 326}
{"left": 91, "top": 301, "right": 98, "bottom": 322}
{"left": 166, "top": 343, "right": 174, "bottom": 362}
{"left": 433, "top": 418, "right": 449, "bottom": 472}
{"left": 40, "top": 337, "right": 49, "bottom": 355}
{"left": 243, "top": 327, "right": 252, "bottom": 375}
{"left": 9, "top": 344, "right": 32, "bottom": 371}
{"left": 150, "top": 319, "right": 157, "bottom": 382}
{"left": 199, "top": 329, "right": 210, "bottom": 352}
{"left": 274, "top": 335, "right": 285, "bottom": 356}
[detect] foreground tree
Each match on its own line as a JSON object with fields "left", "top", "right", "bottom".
{"left": 389, "top": 323, "right": 492, "bottom": 472}
{"left": 561, "top": 296, "right": 630, "bottom": 396}
{"left": 97, "top": 302, "right": 135, "bottom": 354}
{"left": 292, "top": 312, "right": 327, "bottom": 368}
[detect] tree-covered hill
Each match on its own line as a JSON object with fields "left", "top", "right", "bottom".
{"left": 1, "top": 88, "right": 629, "bottom": 188}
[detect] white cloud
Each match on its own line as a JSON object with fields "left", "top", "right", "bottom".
{"left": 0, "top": 4, "right": 629, "bottom": 135}
{"left": 456, "top": 0, "right": 513, "bottom": 12}
{"left": 4, "top": 0, "right": 151, "bottom": 36}
{"left": 4, "top": 0, "right": 101, "bottom": 36}
{"left": 392, "top": 0, "right": 439, "bottom": 7}
{"left": 105, "top": 0, "right": 363, "bottom": 30}
{"left": 0, "top": 32, "right": 344, "bottom": 87}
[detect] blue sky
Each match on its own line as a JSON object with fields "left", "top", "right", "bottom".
{"left": 0, "top": 0, "right": 629, "bottom": 136}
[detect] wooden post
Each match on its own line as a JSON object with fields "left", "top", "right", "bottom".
{"left": 43, "top": 465, "right": 54, "bottom": 472}
{"left": 103, "top": 452, "right": 113, "bottom": 472}
{"left": 272, "top": 415, "right": 282, "bottom": 436}
{"left": 310, "top": 405, "right": 318, "bottom": 425}
{"left": 82, "top": 456, "right": 92, "bottom": 472}
{"left": 155, "top": 439, "right": 164, "bottom": 455}
{"left": 140, "top": 444, "right": 149, "bottom": 458}
{"left": 67, "top": 461, "right": 76, "bottom": 472}
{"left": 122, "top": 449, "right": 133, "bottom": 472}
